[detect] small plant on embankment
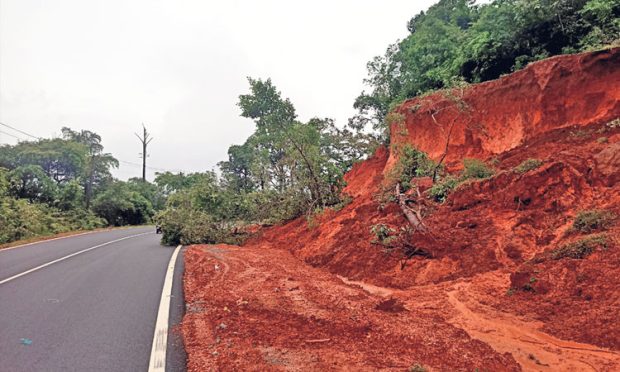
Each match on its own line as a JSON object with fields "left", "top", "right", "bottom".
{"left": 370, "top": 223, "right": 396, "bottom": 246}
{"left": 375, "top": 144, "right": 437, "bottom": 208}
{"left": 462, "top": 158, "right": 495, "bottom": 179}
{"left": 551, "top": 234, "right": 609, "bottom": 260}
{"left": 409, "top": 363, "right": 427, "bottom": 372}
{"left": 428, "top": 175, "right": 459, "bottom": 202}
{"left": 514, "top": 158, "right": 543, "bottom": 173}
{"left": 428, "top": 158, "right": 495, "bottom": 202}
{"left": 572, "top": 209, "right": 615, "bottom": 233}
{"left": 388, "top": 144, "right": 437, "bottom": 191}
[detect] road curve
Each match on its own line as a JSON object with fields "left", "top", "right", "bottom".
{"left": 0, "top": 227, "right": 186, "bottom": 372}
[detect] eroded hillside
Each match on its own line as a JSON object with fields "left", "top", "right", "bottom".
{"left": 182, "top": 48, "right": 620, "bottom": 371}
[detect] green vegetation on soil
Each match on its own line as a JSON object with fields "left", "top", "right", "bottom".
{"left": 351, "top": 0, "right": 620, "bottom": 139}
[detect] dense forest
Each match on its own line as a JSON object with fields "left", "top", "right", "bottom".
{"left": 1, "top": 0, "right": 618, "bottom": 246}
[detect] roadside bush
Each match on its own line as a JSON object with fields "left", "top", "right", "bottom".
{"left": 92, "top": 182, "right": 154, "bottom": 226}
{"left": 156, "top": 207, "right": 246, "bottom": 246}
{"left": 176, "top": 211, "right": 220, "bottom": 245}
{"left": 245, "top": 189, "right": 310, "bottom": 224}
{"left": 155, "top": 208, "right": 186, "bottom": 246}
{"left": 551, "top": 234, "right": 609, "bottom": 260}
{"left": 515, "top": 158, "right": 543, "bottom": 173}
{"left": 462, "top": 158, "right": 494, "bottom": 179}
{"left": 572, "top": 209, "right": 615, "bottom": 233}
{"left": 61, "top": 208, "right": 107, "bottom": 230}
{"left": 0, "top": 198, "right": 52, "bottom": 243}
{"left": 0, "top": 198, "right": 105, "bottom": 244}
{"left": 56, "top": 180, "right": 85, "bottom": 211}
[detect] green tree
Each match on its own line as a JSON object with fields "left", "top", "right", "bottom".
{"left": 236, "top": 78, "right": 349, "bottom": 208}
{"left": 218, "top": 143, "right": 255, "bottom": 192}
{"left": 6, "top": 165, "right": 58, "bottom": 203}
{"left": 154, "top": 171, "right": 215, "bottom": 196}
{"left": 92, "top": 182, "right": 154, "bottom": 226}
{"left": 0, "top": 138, "right": 87, "bottom": 185}
{"left": 57, "top": 180, "right": 85, "bottom": 211}
{"left": 127, "top": 177, "right": 166, "bottom": 211}
{"left": 61, "top": 127, "right": 119, "bottom": 208}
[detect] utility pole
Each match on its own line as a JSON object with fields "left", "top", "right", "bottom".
{"left": 135, "top": 124, "right": 153, "bottom": 181}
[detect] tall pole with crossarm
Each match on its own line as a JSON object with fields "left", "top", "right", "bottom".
{"left": 135, "top": 124, "right": 153, "bottom": 181}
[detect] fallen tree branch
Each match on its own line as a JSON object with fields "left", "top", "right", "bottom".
{"left": 395, "top": 183, "right": 427, "bottom": 232}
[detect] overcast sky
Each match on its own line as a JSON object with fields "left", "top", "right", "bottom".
{"left": 0, "top": 0, "right": 437, "bottom": 180}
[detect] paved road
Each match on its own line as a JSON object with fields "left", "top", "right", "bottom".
{"left": 0, "top": 227, "right": 187, "bottom": 372}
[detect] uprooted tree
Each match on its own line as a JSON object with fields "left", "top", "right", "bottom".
{"left": 374, "top": 88, "right": 480, "bottom": 267}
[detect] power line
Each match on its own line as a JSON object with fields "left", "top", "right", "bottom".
{"left": 0, "top": 129, "right": 25, "bottom": 141}
{"left": 118, "top": 159, "right": 178, "bottom": 172}
{"left": 0, "top": 120, "right": 190, "bottom": 174}
{"left": 0, "top": 122, "right": 41, "bottom": 140}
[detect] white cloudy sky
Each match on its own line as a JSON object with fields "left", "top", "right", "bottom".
{"left": 0, "top": 0, "right": 437, "bottom": 180}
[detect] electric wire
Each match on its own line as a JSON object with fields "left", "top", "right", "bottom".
{"left": 0, "top": 121, "right": 190, "bottom": 174}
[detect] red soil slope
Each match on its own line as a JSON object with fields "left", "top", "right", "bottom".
{"left": 388, "top": 47, "right": 620, "bottom": 168}
{"left": 182, "top": 48, "right": 620, "bottom": 371}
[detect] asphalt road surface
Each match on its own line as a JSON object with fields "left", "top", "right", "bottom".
{"left": 0, "top": 227, "right": 187, "bottom": 372}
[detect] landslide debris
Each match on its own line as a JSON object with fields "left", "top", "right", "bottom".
{"left": 182, "top": 48, "right": 620, "bottom": 371}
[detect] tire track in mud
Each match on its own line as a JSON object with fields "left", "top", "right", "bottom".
{"left": 181, "top": 245, "right": 522, "bottom": 371}
{"left": 333, "top": 273, "right": 620, "bottom": 371}
{"left": 446, "top": 282, "right": 620, "bottom": 371}
{"left": 185, "top": 244, "right": 620, "bottom": 371}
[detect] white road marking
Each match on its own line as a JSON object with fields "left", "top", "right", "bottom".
{"left": 0, "top": 232, "right": 151, "bottom": 285}
{"left": 148, "top": 245, "right": 182, "bottom": 372}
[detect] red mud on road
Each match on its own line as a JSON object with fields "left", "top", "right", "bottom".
{"left": 182, "top": 48, "right": 620, "bottom": 371}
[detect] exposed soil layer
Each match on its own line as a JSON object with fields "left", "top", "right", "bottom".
{"left": 182, "top": 48, "right": 620, "bottom": 371}
{"left": 388, "top": 47, "right": 620, "bottom": 169}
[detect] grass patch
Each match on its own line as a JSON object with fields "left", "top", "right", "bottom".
{"left": 462, "top": 158, "right": 494, "bottom": 179}
{"left": 572, "top": 209, "right": 615, "bottom": 233}
{"left": 515, "top": 158, "right": 543, "bottom": 173}
{"left": 427, "top": 158, "right": 494, "bottom": 203}
{"left": 551, "top": 234, "right": 609, "bottom": 260}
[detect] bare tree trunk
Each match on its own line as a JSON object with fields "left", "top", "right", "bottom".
{"left": 395, "top": 183, "right": 426, "bottom": 232}
{"left": 288, "top": 136, "right": 324, "bottom": 207}
{"left": 430, "top": 111, "right": 457, "bottom": 182}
